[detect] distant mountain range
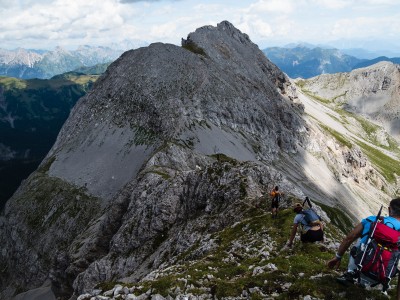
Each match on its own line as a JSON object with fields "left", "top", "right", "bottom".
{"left": 0, "top": 42, "right": 147, "bottom": 79}
{"left": 352, "top": 56, "right": 400, "bottom": 69}
{"left": 2, "top": 42, "right": 398, "bottom": 80}
{"left": 263, "top": 46, "right": 400, "bottom": 78}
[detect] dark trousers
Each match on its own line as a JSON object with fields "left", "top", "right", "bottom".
{"left": 301, "top": 228, "right": 324, "bottom": 243}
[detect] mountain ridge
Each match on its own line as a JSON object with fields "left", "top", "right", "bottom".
{"left": 263, "top": 46, "right": 400, "bottom": 79}
{"left": 0, "top": 45, "right": 131, "bottom": 79}
{"left": 3, "top": 42, "right": 400, "bottom": 81}
{"left": 0, "top": 21, "right": 399, "bottom": 300}
{"left": 0, "top": 20, "right": 308, "bottom": 299}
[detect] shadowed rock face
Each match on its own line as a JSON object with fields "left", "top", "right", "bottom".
{"left": 0, "top": 21, "right": 307, "bottom": 299}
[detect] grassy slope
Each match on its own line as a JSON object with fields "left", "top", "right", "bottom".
{"left": 296, "top": 81, "right": 400, "bottom": 184}
{"left": 97, "top": 204, "right": 397, "bottom": 299}
{"left": 0, "top": 76, "right": 27, "bottom": 89}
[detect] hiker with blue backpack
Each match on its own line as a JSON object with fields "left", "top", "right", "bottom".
{"left": 286, "top": 197, "right": 324, "bottom": 247}
{"left": 327, "top": 197, "right": 400, "bottom": 296}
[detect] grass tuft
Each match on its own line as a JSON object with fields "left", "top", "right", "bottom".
{"left": 320, "top": 124, "right": 353, "bottom": 149}
{"left": 182, "top": 42, "right": 207, "bottom": 57}
{"left": 355, "top": 140, "right": 400, "bottom": 183}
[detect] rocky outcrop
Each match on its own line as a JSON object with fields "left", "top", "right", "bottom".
{"left": 292, "top": 70, "right": 399, "bottom": 219}
{"left": 301, "top": 61, "right": 400, "bottom": 141}
{"left": 0, "top": 21, "right": 307, "bottom": 299}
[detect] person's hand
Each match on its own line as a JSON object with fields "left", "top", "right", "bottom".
{"left": 327, "top": 257, "right": 341, "bottom": 269}
{"left": 284, "top": 241, "right": 293, "bottom": 249}
{"left": 281, "top": 242, "right": 292, "bottom": 252}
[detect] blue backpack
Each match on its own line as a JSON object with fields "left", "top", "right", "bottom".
{"left": 301, "top": 197, "right": 322, "bottom": 225}
{"left": 301, "top": 208, "right": 322, "bottom": 226}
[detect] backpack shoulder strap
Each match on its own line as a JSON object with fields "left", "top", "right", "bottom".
{"left": 383, "top": 221, "right": 395, "bottom": 230}
{"left": 361, "top": 217, "right": 375, "bottom": 239}
{"left": 296, "top": 213, "right": 308, "bottom": 232}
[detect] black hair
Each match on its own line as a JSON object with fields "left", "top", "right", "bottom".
{"left": 389, "top": 198, "right": 400, "bottom": 217}
{"left": 293, "top": 203, "right": 303, "bottom": 213}
{"left": 275, "top": 186, "right": 279, "bottom": 191}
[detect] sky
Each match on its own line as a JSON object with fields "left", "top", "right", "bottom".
{"left": 1, "top": 0, "right": 400, "bottom": 54}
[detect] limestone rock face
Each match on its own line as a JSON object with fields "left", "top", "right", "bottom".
{"left": 293, "top": 62, "right": 400, "bottom": 219}
{"left": 0, "top": 21, "right": 306, "bottom": 299}
{"left": 301, "top": 61, "right": 400, "bottom": 141}
{"left": 45, "top": 21, "right": 305, "bottom": 203}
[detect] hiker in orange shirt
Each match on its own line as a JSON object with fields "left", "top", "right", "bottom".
{"left": 270, "top": 186, "right": 284, "bottom": 218}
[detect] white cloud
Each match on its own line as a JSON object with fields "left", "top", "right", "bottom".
{"left": 0, "top": 0, "right": 13, "bottom": 9}
{"left": 237, "top": 17, "right": 272, "bottom": 39}
{"left": 0, "top": 0, "right": 399, "bottom": 53}
{"left": 248, "top": 0, "right": 295, "bottom": 14}
{"left": 364, "top": 0, "right": 398, "bottom": 4}
{"left": 252, "top": 20, "right": 273, "bottom": 38}
{"left": 331, "top": 15, "right": 400, "bottom": 39}
{"left": 0, "top": 0, "right": 136, "bottom": 49}
{"left": 193, "top": 3, "right": 225, "bottom": 13}
{"left": 149, "top": 22, "right": 177, "bottom": 39}
{"left": 310, "top": 0, "right": 350, "bottom": 9}
{"left": 120, "top": 0, "right": 167, "bottom": 2}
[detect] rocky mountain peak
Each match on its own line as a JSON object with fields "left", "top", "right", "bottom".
{"left": 0, "top": 21, "right": 309, "bottom": 299}
{"left": 182, "top": 21, "right": 289, "bottom": 95}
{"left": 0, "top": 48, "right": 42, "bottom": 66}
{"left": 185, "top": 20, "right": 252, "bottom": 48}
{"left": 44, "top": 21, "right": 305, "bottom": 203}
{"left": 2, "top": 21, "right": 399, "bottom": 300}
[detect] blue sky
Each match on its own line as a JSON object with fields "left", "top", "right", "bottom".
{"left": 1, "top": 0, "right": 400, "bottom": 54}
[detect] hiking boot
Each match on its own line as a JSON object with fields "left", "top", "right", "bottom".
{"left": 336, "top": 271, "right": 357, "bottom": 285}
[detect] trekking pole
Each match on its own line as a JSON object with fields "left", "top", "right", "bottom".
{"left": 382, "top": 229, "right": 400, "bottom": 293}
{"left": 357, "top": 205, "right": 383, "bottom": 270}
{"left": 302, "top": 197, "right": 312, "bottom": 208}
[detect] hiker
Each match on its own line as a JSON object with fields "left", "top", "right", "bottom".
{"left": 327, "top": 198, "right": 400, "bottom": 296}
{"left": 270, "top": 186, "right": 283, "bottom": 218}
{"left": 286, "top": 201, "right": 324, "bottom": 247}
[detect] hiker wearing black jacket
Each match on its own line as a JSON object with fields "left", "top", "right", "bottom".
{"left": 327, "top": 198, "right": 400, "bottom": 296}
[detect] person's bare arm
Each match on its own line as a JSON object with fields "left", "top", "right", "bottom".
{"left": 327, "top": 223, "right": 363, "bottom": 269}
